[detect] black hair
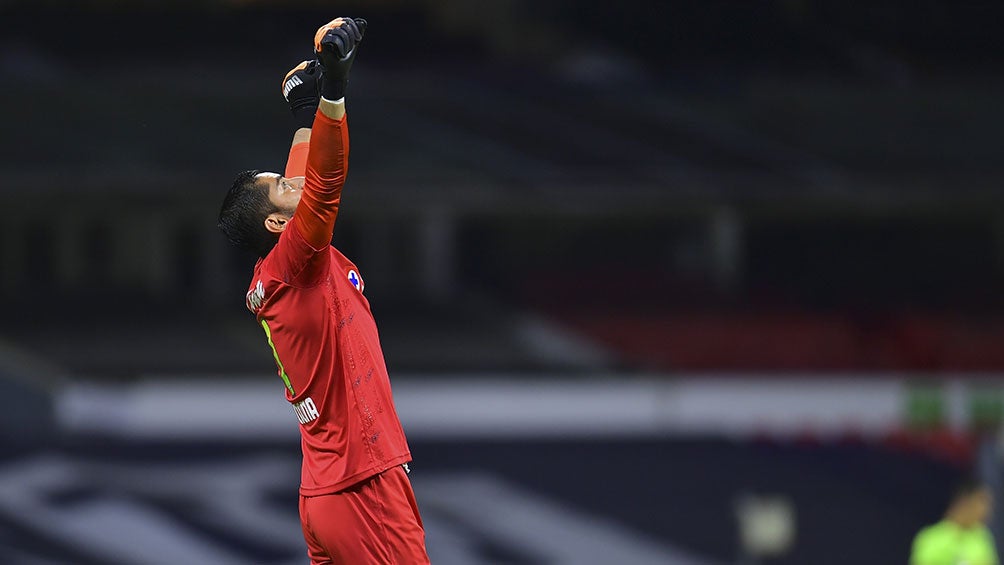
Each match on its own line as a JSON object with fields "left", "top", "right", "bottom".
{"left": 952, "top": 475, "right": 988, "bottom": 503}
{"left": 217, "top": 169, "right": 281, "bottom": 257}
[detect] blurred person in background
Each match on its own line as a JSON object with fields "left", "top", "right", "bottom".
{"left": 217, "top": 17, "right": 429, "bottom": 564}
{"left": 911, "top": 477, "right": 998, "bottom": 565}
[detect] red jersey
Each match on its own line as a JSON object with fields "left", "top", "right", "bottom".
{"left": 245, "top": 110, "right": 411, "bottom": 495}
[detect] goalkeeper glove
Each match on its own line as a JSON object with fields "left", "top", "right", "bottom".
{"left": 313, "top": 17, "right": 367, "bottom": 101}
{"left": 281, "top": 60, "right": 322, "bottom": 129}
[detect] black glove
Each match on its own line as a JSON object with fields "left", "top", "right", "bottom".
{"left": 313, "top": 17, "right": 367, "bottom": 100}
{"left": 281, "top": 59, "right": 322, "bottom": 129}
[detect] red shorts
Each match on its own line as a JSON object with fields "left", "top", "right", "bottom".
{"left": 299, "top": 465, "right": 430, "bottom": 565}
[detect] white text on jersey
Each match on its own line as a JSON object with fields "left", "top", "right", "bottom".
{"left": 293, "top": 397, "right": 320, "bottom": 425}
{"left": 247, "top": 280, "right": 265, "bottom": 312}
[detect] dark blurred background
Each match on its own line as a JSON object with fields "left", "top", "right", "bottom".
{"left": 2, "top": 1, "right": 1003, "bottom": 564}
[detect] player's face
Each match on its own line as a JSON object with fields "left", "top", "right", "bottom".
{"left": 258, "top": 172, "right": 304, "bottom": 214}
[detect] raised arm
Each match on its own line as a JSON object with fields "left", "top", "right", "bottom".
{"left": 291, "top": 99, "right": 348, "bottom": 249}
{"left": 288, "top": 17, "right": 365, "bottom": 249}
{"left": 284, "top": 128, "right": 311, "bottom": 180}
{"left": 280, "top": 60, "right": 318, "bottom": 179}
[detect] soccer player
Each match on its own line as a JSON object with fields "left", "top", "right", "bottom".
{"left": 217, "top": 17, "right": 430, "bottom": 564}
{"left": 910, "top": 477, "right": 998, "bottom": 565}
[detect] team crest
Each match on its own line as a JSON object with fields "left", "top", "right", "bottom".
{"left": 347, "top": 269, "right": 364, "bottom": 293}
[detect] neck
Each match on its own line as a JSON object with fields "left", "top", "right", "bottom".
{"left": 946, "top": 508, "right": 976, "bottom": 528}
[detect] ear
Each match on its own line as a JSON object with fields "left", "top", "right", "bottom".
{"left": 264, "top": 212, "right": 291, "bottom": 234}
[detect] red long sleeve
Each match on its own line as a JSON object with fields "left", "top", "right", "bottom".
{"left": 293, "top": 111, "right": 349, "bottom": 250}
{"left": 285, "top": 141, "right": 310, "bottom": 178}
